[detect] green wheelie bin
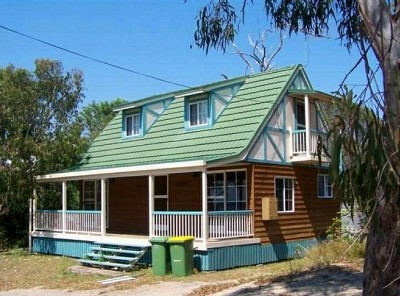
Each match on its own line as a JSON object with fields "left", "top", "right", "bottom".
{"left": 168, "top": 236, "right": 194, "bottom": 277}
{"left": 149, "top": 236, "right": 170, "bottom": 276}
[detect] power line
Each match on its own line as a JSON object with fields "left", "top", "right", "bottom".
{"left": 0, "top": 25, "right": 191, "bottom": 89}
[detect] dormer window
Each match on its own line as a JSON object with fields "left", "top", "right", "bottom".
{"left": 187, "top": 98, "right": 209, "bottom": 128}
{"left": 124, "top": 109, "right": 141, "bottom": 137}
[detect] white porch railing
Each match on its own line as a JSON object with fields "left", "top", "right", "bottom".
{"left": 34, "top": 210, "right": 101, "bottom": 234}
{"left": 208, "top": 211, "right": 254, "bottom": 239}
{"left": 152, "top": 210, "right": 254, "bottom": 240}
{"left": 292, "top": 129, "right": 322, "bottom": 155}
{"left": 152, "top": 211, "right": 203, "bottom": 238}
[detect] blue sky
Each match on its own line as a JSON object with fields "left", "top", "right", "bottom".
{"left": 0, "top": 0, "right": 375, "bottom": 106}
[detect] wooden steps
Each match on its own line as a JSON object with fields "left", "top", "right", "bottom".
{"left": 78, "top": 242, "right": 149, "bottom": 271}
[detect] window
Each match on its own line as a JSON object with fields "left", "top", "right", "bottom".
{"left": 295, "top": 102, "right": 305, "bottom": 129}
{"left": 154, "top": 175, "right": 168, "bottom": 211}
{"left": 207, "top": 171, "right": 247, "bottom": 211}
{"left": 126, "top": 113, "right": 141, "bottom": 136}
{"left": 275, "top": 177, "right": 294, "bottom": 212}
{"left": 318, "top": 174, "right": 332, "bottom": 198}
{"left": 83, "top": 180, "right": 101, "bottom": 211}
{"left": 188, "top": 99, "right": 209, "bottom": 127}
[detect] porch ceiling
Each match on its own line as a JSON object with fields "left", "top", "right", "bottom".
{"left": 36, "top": 160, "right": 206, "bottom": 182}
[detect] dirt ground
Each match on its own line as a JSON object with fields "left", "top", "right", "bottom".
{"left": 0, "top": 264, "right": 362, "bottom": 296}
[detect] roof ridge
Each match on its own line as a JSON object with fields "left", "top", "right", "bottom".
{"left": 114, "top": 64, "right": 302, "bottom": 111}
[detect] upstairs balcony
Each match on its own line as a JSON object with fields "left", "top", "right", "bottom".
{"left": 289, "top": 129, "right": 329, "bottom": 163}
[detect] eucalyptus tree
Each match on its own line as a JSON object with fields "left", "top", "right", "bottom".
{"left": 0, "top": 59, "right": 87, "bottom": 247}
{"left": 192, "top": 1, "right": 400, "bottom": 294}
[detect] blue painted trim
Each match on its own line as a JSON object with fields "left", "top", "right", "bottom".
{"left": 265, "top": 126, "right": 285, "bottom": 132}
{"left": 247, "top": 158, "right": 291, "bottom": 165}
{"left": 184, "top": 96, "right": 211, "bottom": 131}
{"left": 122, "top": 109, "right": 143, "bottom": 139}
{"left": 209, "top": 210, "right": 253, "bottom": 215}
{"left": 194, "top": 238, "right": 318, "bottom": 271}
{"left": 32, "top": 236, "right": 318, "bottom": 272}
{"left": 35, "top": 210, "right": 101, "bottom": 214}
{"left": 153, "top": 211, "right": 202, "bottom": 215}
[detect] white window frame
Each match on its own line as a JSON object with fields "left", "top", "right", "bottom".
{"left": 83, "top": 180, "right": 101, "bottom": 211}
{"left": 126, "top": 113, "right": 141, "bottom": 136}
{"left": 207, "top": 169, "right": 247, "bottom": 211}
{"left": 317, "top": 174, "right": 333, "bottom": 198}
{"left": 274, "top": 177, "right": 295, "bottom": 213}
{"left": 188, "top": 99, "right": 209, "bottom": 127}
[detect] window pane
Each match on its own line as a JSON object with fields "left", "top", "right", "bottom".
{"left": 237, "top": 171, "right": 246, "bottom": 185}
{"left": 226, "top": 186, "right": 236, "bottom": 201}
{"left": 237, "top": 186, "right": 247, "bottom": 201}
{"left": 154, "top": 176, "right": 167, "bottom": 196}
{"left": 133, "top": 114, "right": 140, "bottom": 135}
{"left": 189, "top": 103, "right": 198, "bottom": 126}
{"left": 154, "top": 198, "right": 168, "bottom": 211}
{"left": 198, "top": 101, "right": 208, "bottom": 124}
{"left": 215, "top": 173, "right": 224, "bottom": 186}
{"left": 226, "top": 202, "right": 236, "bottom": 211}
{"left": 126, "top": 116, "right": 133, "bottom": 136}
{"left": 317, "top": 176, "right": 325, "bottom": 196}
{"left": 226, "top": 172, "right": 236, "bottom": 186}
{"left": 296, "top": 103, "right": 305, "bottom": 127}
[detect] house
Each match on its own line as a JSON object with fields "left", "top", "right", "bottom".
{"left": 31, "top": 65, "right": 340, "bottom": 271}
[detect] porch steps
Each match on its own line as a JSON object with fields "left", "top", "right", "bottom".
{"left": 78, "top": 242, "right": 149, "bottom": 271}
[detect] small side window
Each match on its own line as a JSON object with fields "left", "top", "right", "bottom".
{"left": 187, "top": 98, "right": 209, "bottom": 128}
{"left": 317, "top": 174, "right": 333, "bottom": 198}
{"left": 125, "top": 112, "right": 141, "bottom": 137}
{"left": 275, "top": 177, "right": 295, "bottom": 212}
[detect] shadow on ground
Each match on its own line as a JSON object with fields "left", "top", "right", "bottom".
{"left": 225, "top": 265, "right": 362, "bottom": 296}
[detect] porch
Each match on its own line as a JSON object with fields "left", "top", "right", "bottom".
{"left": 31, "top": 162, "right": 257, "bottom": 251}
{"left": 33, "top": 209, "right": 254, "bottom": 242}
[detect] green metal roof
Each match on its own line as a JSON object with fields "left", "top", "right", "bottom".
{"left": 74, "top": 65, "right": 302, "bottom": 171}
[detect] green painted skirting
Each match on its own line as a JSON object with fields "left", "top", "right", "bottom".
{"left": 32, "top": 236, "right": 317, "bottom": 271}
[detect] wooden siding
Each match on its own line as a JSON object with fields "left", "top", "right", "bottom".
{"left": 252, "top": 164, "right": 340, "bottom": 244}
{"left": 168, "top": 173, "right": 202, "bottom": 211}
{"left": 108, "top": 176, "right": 149, "bottom": 234}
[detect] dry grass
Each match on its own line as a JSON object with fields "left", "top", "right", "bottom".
{"left": 0, "top": 239, "right": 365, "bottom": 293}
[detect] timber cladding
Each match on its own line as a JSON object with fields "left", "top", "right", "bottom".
{"left": 252, "top": 164, "right": 340, "bottom": 244}
{"left": 108, "top": 176, "right": 149, "bottom": 235}
{"left": 169, "top": 173, "right": 202, "bottom": 211}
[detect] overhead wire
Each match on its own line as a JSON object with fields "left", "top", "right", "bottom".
{"left": 0, "top": 25, "right": 191, "bottom": 89}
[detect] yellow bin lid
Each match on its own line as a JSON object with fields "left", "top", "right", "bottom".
{"left": 168, "top": 236, "right": 195, "bottom": 243}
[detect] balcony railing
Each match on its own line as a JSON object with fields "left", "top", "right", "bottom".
{"left": 291, "top": 129, "right": 327, "bottom": 161}
{"left": 34, "top": 210, "right": 101, "bottom": 234}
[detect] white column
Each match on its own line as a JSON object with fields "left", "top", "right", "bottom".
{"left": 62, "top": 181, "right": 67, "bottom": 234}
{"left": 201, "top": 169, "right": 208, "bottom": 245}
{"left": 148, "top": 175, "right": 154, "bottom": 237}
{"left": 101, "top": 179, "right": 107, "bottom": 236}
{"left": 304, "top": 94, "right": 311, "bottom": 157}
{"left": 29, "top": 188, "right": 35, "bottom": 252}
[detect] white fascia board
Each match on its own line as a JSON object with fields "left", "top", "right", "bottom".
{"left": 175, "top": 90, "right": 205, "bottom": 99}
{"left": 37, "top": 160, "right": 206, "bottom": 182}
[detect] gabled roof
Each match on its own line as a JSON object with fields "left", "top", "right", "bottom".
{"left": 72, "top": 65, "right": 302, "bottom": 172}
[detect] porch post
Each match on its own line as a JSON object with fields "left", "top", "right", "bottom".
{"left": 304, "top": 94, "right": 311, "bottom": 157}
{"left": 201, "top": 169, "right": 208, "bottom": 245}
{"left": 101, "top": 178, "right": 107, "bottom": 236}
{"left": 29, "top": 188, "right": 36, "bottom": 252}
{"left": 62, "top": 181, "right": 67, "bottom": 234}
{"left": 148, "top": 175, "right": 154, "bottom": 237}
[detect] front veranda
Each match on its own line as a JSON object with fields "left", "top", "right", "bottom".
{"left": 31, "top": 162, "right": 255, "bottom": 251}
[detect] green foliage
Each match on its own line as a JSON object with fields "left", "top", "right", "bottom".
{"left": 327, "top": 89, "right": 398, "bottom": 223}
{"left": 0, "top": 59, "right": 87, "bottom": 247}
{"left": 80, "top": 98, "right": 127, "bottom": 142}
{"left": 193, "top": 0, "right": 360, "bottom": 53}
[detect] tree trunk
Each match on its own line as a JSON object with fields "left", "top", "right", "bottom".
{"left": 363, "top": 197, "right": 400, "bottom": 295}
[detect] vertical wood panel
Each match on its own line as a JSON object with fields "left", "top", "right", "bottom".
{"left": 108, "top": 176, "right": 148, "bottom": 234}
